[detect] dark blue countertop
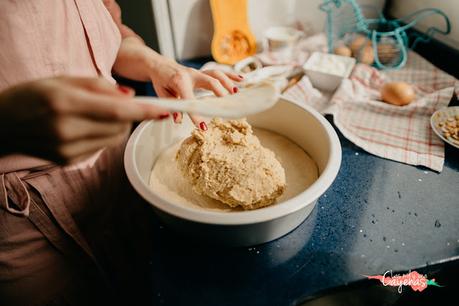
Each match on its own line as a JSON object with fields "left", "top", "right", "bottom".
{"left": 145, "top": 118, "right": 458, "bottom": 306}
{"left": 135, "top": 59, "right": 459, "bottom": 306}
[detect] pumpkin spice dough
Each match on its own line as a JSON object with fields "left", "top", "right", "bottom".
{"left": 176, "top": 118, "right": 286, "bottom": 210}
{"left": 149, "top": 119, "right": 318, "bottom": 211}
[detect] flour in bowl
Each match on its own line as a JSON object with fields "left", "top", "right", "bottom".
{"left": 149, "top": 122, "right": 318, "bottom": 211}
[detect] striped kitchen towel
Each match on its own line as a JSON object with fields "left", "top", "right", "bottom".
{"left": 283, "top": 51, "right": 456, "bottom": 171}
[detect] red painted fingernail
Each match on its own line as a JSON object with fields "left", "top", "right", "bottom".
{"left": 159, "top": 113, "right": 170, "bottom": 120}
{"left": 238, "top": 75, "right": 244, "bottom": 79}
{"left": 117, "top": 85, "right": 132, "bottom": 94}
{"left": 233, "top": 87, "right": 238, "bottom": 93}
{"left": 173, "top": 112, "right": 178, "bottom": 121}
{"left": 199, "top": 121, "right": 208, "bottom": 131}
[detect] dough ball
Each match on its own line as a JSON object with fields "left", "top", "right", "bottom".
{"left": 176, "top": 118, "right": 286, "bottom": 210}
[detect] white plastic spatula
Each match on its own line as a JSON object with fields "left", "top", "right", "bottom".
{"left": 134, "top": 82, "right": 279, "bottom": 118}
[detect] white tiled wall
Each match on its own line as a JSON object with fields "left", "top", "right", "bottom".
{"left": 165, "top": 0, "right": 385, "bottom": 60}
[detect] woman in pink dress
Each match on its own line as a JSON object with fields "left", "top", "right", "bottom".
{"left": 0, "top": 1, "right": 240, "bottom": 305}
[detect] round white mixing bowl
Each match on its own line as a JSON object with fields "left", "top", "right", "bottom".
{"left": 124, "top": 98, "right": 341, "bottom": 246}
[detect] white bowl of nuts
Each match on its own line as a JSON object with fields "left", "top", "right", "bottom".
{"left": 431, "top": 106, "right": 459, "bottom": 149}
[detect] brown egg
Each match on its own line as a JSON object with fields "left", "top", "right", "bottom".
{"left": 357, "top": 45, "right": 374, "bottom": 65}
{"left": 377, "top": 43, "right": 397, "bottom": 64}
{"left": 334, "top": 45, "right": 352, "bottom": 57}
{"left": 350, "top": 35, "right": 370, "bottom": 54}
{"left": 381, "top": 82, "right": 416, "bottom": 106}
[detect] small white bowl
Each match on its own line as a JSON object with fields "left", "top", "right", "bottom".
{"left": 124, "top": 98, "right": 341, "bottom": 246}
{"left": 430, "top": 106, "right": 459, "bottom": 149}
{"left": 303, "top": 52, "right": 356, "bottom": 92}
{"left": 233, "top": 56, "right": 263, "bottom": 74}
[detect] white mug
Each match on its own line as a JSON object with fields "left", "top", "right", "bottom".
{"left": 264, "top": 26, "right": 303, "bottom": 60}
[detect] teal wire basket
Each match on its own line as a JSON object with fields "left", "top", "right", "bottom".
{"left": 320, "top": 0, "right": 451, "bottom": 69}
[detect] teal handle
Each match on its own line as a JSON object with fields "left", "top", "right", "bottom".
{"left": 320, "top": 0, "right": 451, "bottom": 69}
{"left": 372, "top": 30, "right": 407, "bottom": 70}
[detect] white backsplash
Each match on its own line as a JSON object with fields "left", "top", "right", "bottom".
{"left": 163, "top": 0, "right": 386, "bottom": 60}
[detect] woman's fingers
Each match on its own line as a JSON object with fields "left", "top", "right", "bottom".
{"left": 66, "top": 77, "right": 135, "bottom": 97}
{"left": 201, "top": 70, "right": 237, "bottom": 94}
{"left": 188, "top": 114, "right": 207, "bottom": 130}
{"left": 171, "top": 72, "right": 195, "bottom": 99}
{"left": 172, "top": 111, "right": 183, "bottom": 123}
{"left": 225, "top": 72, "right": 244, "bottom": 82}
{"left": 50, "top": 116, "right": 131, "bottom": 142}
{"left": 195, "top": 74, "right": 229, "bottom": 97}
{"left": 173, "top": 81, "right": 208, "bottom": 130}
{"left": 41, "top": 77, "right": 167, "bottom": 122}
{"left": 14, "top": 115, "right": 131, "bottom": 143}
{"left": 155, "top": 86, "right": 183, "bottom": 124}
{"left": 170, "top": 74, "right": 205, "bottom": 126}
{"left": 170, "top": 70, "right": 239, "bottom": 129}
{"left": 1, "top": 76, "right": 173, "bottom": 163}
{"left": 69, "top": 91, "right": 170, "bottom": 121}
{"left": 154, "top": 68, "right": 244, "bottom": 130}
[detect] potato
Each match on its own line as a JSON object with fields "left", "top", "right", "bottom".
{"left": 377, "top": 43, "right": 397, "bottom": 64}
{"left": 350, "top": 35, "right": 370, "bottom": 55}
{"left": 334, "top": 45, "right": 352, "bottom": 57}
{"left": 358, "top": 45, "right": 374, "bottom": 65}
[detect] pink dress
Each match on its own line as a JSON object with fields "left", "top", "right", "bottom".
{"left": 0, "top": 1, "right": 151, "bottom": 304}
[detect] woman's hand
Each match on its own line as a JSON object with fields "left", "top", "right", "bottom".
{"left": 149, "top": 58, "right": 242, "bottom": 128}
{"left": 113, "top": 37, "right": 242, "bottom": 129}
{"left": 0, "top": 76, "right": 170, "bottom": 163}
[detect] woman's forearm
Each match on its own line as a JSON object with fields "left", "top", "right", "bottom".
{"left": 112, "top": 37, "right": 169, "bottom": 82}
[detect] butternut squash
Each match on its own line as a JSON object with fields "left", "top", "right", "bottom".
{"left": 210, "top": 0, "right": 257, "bottom": 65}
